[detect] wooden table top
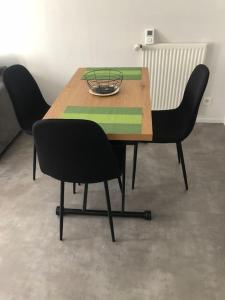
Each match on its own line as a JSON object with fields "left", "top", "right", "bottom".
{"left": 44, "top": 68, "right": 152, "bottom": 142}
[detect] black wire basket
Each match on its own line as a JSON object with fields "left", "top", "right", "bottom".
{"left": 84, "top": 69, "right": 123, "bottom": 96}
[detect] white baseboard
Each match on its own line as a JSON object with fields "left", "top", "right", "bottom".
{"left": 197, "top": 116, "right": 225, "bottom": 124}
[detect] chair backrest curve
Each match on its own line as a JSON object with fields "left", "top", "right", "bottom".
{"left": 33, "top": 119, "right": 121, "bottom": 183}
{"left": 178, "top": 64, "right": 209, "bottom": 139}
{"left": 3, "top": 64, "right": 48, "bottom": 131}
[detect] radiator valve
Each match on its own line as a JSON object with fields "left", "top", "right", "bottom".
{"left": 133, "top": 43, "right": 143, "bottom": 51}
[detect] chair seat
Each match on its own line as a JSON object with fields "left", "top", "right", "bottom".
{"left": 152, "top": 109, "right": 186, "bottom": 143}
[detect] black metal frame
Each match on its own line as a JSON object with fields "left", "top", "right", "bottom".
{"left": 56, "top": 144, "right": 152, "bottom": 233}
{"left": 83, "top": 183, "right": 88, "bottom": 211}
{"left": 58, "top": 180, "right": 117, "bottom": 242}
{"left": 56, "top": 206, "right": 151, "bottom": 220}
{"left": 33, "top": 144, "right": 36, "bottom": 181}
{"left": 72, "top": 182, "right": 82, "bottom": 194}
{"left": 132, "top": 143, "right": 138, "bottom": 190}
{"left": 60, "top": 181, "right": 64, "bottom": 241}
{"left": 73, "top": 182, "right": 76, "bottom": 194}
{"left": 121, "top": 145, "right": 126, "bottom": 212}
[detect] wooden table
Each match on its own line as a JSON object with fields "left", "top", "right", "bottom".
{"left": 45, "top": 67, "right": 152, "bottom": 221}
{"left": 44, "top": 68, "right": 152, "bottom": 142}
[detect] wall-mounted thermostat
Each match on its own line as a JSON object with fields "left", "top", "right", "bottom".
{"left": 145, "top": 28, "right": 155, "bottom": 45}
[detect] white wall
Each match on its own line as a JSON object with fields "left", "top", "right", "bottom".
{"left": 1, "top": 0, "right": 225, "bottom": 122}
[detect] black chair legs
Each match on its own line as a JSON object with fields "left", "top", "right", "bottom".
{"left": 60, "top": 181, "right": 65, "bottom": 241}
{"left": 176, "top": 142, "right": 181, "bottom": 164}
{"left": 177, "top": 142, "right": 188, "bottom": 190}
{"left": 79, "top": 182, "right": 115, "bottom": 241}
{"left": 117, "top": 177, "right": 123, "bottom": 193}
{"left": 104, "top": 181, "right": 115, "bottom": 242}
{"left": 132, "top": 143, "right": 138, "bottom": 190}
{"left": 73, "top": 183, "right": 82, "bottom": 194}
{"left": 73, "top": 182, "right": 76, "bottom": 194}
{"left": 83, "top": 184, "right": 88, "bottom": 211}
{"left": 33, "top": 144, "right": 36, "bottom": 181}
{"left": 130, "top": 142, "right": 188, "bottom": 191}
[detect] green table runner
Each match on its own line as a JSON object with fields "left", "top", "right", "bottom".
{"left": 81, "top": 67, "right": 142, "bottom": 80}
{"left": 62, "top": 106, "right": 143, "bottom": 134}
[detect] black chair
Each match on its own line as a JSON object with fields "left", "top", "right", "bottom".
{"left": 3, "top": 64, "right": 50, "bottom": 180}
{"left": 132, "top": 64, "right": 210, "bottom": 190}
{"left": 33, "top": 119, "right": 125, "bottom": 242}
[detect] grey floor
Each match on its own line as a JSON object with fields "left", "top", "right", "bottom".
{"left": 0, "top": 124, "right": 225, "bottom": 300}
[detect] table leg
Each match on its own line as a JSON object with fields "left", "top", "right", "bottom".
{"left": 56, "top": 206, "right": 151, "bottom": 220}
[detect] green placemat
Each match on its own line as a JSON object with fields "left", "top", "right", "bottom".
{"left": 62, "top": 106, "right": 143, "bottom": 134}
{"left": 81, "top": 67, "right": 142, "bottom": 80}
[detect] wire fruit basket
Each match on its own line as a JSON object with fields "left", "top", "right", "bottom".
{"left": 84, "top": 69, "right": 123, "bottom": 96}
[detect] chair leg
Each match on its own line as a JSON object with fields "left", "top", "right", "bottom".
{"left": 33, "top": 144, "right": 36, "bottom": 181}
{"left": 83, "top": 184, "right": 88, "bottom": 211}
{"left": 60, "top": 181, "right": 65, "bottom": 241}
{"left": 117, "top": 177, "right": 123, "bottom": 193}
{"left": 132, "top": 143, "right": 138, "bottom": 189}
{"left": 73, "top": 183, "right": 76, "bottom": 194}
{"left": 177, "top": 142, "right": 188, "bottom": 190}
{"left": 176, "top": 143, "right": 181, "bottom": 164}
{"left": 122, "top": 145, "right": 126, "bottom": 212}
{"left": 104, "top": 181, "right": 115, "bottom": 242}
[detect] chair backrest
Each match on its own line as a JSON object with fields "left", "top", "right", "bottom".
{"left": 3, "top": 64, "right": 48, "bottom": 131}
{"left": 178, "top": 64, "right": 209, "bottom": 139}
{"left": 33, "top": 119, "right": 122, "bottom": 183}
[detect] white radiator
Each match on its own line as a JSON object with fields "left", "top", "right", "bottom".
{"left": 142, "top": 43, "right": 207, "bottom": 110}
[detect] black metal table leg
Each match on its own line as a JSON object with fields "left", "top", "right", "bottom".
{"left": 121, "top": 144, "right": 126, "bottom": 212}
{"left": 58, "top": 141, "right": 152, "bottom": 223}
{"left": 83, "top": 184, "right": 88, "bottom": 211}
{"left": 73, "top": 182, "right": 76, "bottom": 194}
{"left": 132, "top": 143, "right": 138, "bottom": 189}
{"left": 33, "top": 144, "right": 36, "bottom": 181}
{"left": 56, "top": 206, "right": 151, "bottom": 220}
{"left": 60, "top": 181, "right": 65, "bottom": 241}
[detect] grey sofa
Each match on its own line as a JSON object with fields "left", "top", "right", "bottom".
{"left": 0, "top": 67, "right": 21, "bottom": 155}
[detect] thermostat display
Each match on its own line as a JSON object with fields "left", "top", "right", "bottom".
{"left": 145, "top": 28, "right": 155, "bottom": 45}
